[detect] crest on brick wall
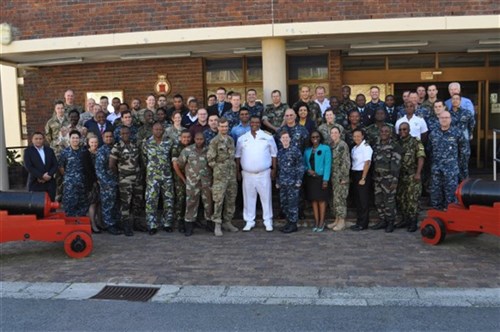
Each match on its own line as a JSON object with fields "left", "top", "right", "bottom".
{"left": 154, "top": 74, "right": 171, "bottom": 95}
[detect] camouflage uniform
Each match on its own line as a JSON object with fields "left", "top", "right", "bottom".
{"left": 333, "top": 109, "right": 349, "bottom": 129}
{"left": 203, "top": 129, "right": 218, "bottom": 147}
{"left": 163, "top": 125, "right": 186, "bottom": 143}
{"left": 318, "top": 123, "right": 344, "bottom": 146}
{"left": 136, "top": 108, "right": 156, "bottom": 125}
{"left": 428, "top": 126, "right": 467, "bottom": 210}
{"left": 397, "top": 136, "right": 425, "bottom": 224}
{"left": 113, "top": 124, "right": 138, "bottom": 144}
{"left": 330, "top": 139, "right": 351, "bottom": 219}
{"left": 277, "top": 146, "right": 304, "bottom": 223}
{"left": 262, "top": 103, "right": 288, "bottom": 133}
{"left": 58, "top": 124, "right": 87, "bottom": 149}
{"left": 176, "top": 144, "right": 213, "bottom": 223}
{"left": 339, "top": 99, "right": 356, "bottom": 115}
{"left": 224, "top": 110, "right": 240, "bottom": 132}
{"left": 450, "top": 107, "right": 475, "bottom": 181}
{"left": 110, "top": 140, "right": 144, "bottom": 232}
{"left": 58, "top": 146, "right": 88, "bottom": 216}
{"left": 96, "top": 144, "right": 120, "bottom": 228}
{"left": 344, "top": 125, "right": 363, "bottom": 149}
{"left": 243, "top": 102, "right": 264, "bottom": 119}
{"left": 45, "top": 115, "right": 69, "bottom": 202}
{"left": 207, "top": 134, "right": 237, "bottom": 224}
{"left": 365, "top": 100, "right": 385, "bottom": 115}
{"left": 64, "top": 104, "right": 84, "bottom": 116}
{"left": 365, "top": 123, "right": 395, "bottom": 147}
{"left": 427, "top": 114, "right": 440, "bottom": 133}
{"left": 170, "top": 140, "right": 189, "bottom": 227}
{"left": 372, "top": 138, "right": 402, "bottom": 225}
{"left": 137, "top": 123, "right": 153, "bottom": 148}
{"left": 293, "top": 100, "right": 322, "bottom": 127}
{"left": 274, "top": 124, "right": 309, "bottom": 152}
{"left": 142, "top": 137, "right": 174, "bottom": 229}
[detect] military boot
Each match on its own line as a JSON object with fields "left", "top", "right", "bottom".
{"left": 394, "top": 216, "right": 409, "bottom": 229}
{"left": 327, "top": 217, "right": 339, "bottom": 230}
{"left": 184, "top": 221, "right": 193, "bottom": 237}
{"left": 124, "top": 218, "right": 134, "bottom": 237}
{"left": 407, "top": 217, "right": 418, "bottom": 232}
{"left": 214, "top": 223, "right": 223, "bottom": 237}
{"left": 385, "top": 220, "right": 395, "bottom": 233}
{"left": 370, "top": 220, "right": 387, "bottom": 230}
{"left": 177, "top": 219, "right": 186, "bottom": 233}
{"left": 333, "top": 218, "right": 346, "bottom": 232}
{"left": 222, "top": 221, "right": 239, "bottom": 232}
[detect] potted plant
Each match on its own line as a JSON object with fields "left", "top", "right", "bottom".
{"left": 7, "top": 148, "right": 28, "bottom": 190}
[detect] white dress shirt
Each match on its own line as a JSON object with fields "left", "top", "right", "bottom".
{"left": 315, "top": 98, "right": 331, "bottom": 116}
{"left": 395, "top": 115, "right": 428, "bottom": 139}
{"left": 107, "top": 112, "right": 121, "bottom": 125}
{"left": 235, "top": 130, "right": 277, "bottom": 173}
{"left": 36, "top": 146, "right": 46, "bottom": 164}
{"left": 351, "top": 140, "right": 373, "bottom": 171}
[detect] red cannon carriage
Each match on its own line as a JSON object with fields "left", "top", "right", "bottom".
{"left": 420, "top": 179, "right": 500, "bottom": 245}
{"left": 0, "top": 191, "right": 93, "bottom": 258}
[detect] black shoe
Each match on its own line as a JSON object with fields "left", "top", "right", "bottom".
{"left": 124, "top": 228, "right": 134, "bottom": 237}
{"left": 177, "top": 220, "right": 186, "bottom": 233}
{"left": 370, "top": 221, "right": 387, "bottom": 230}
{"left": 282, "top": 222, "right": 298, "bottom": 233}
{"left": 385, "top": 222, "right": 395, "bottom": 233}
{"left": 205, "top": 220, "right": 215, "bottom": 232}
{"left": 278, "top": 211, "right": 287, "bottom": 219}
{"left": 185, "top": 222, "right": 193, "bottom": 237}
{"left": 299, "top": 211, "right": 306, "bottom": 220}
{"left": 279, "top": 221, "right": 291, "bottom": 232}
{"left": 350, "top": 224, "right": 366, "bottom": 231}
{"left": 149, "top": 228, "right": 158, "bottom": 235}
{"left": 394, "top": 220, "right": 409, "bottom": 229}
{"left": 163, "top": 226, "right": 173, "bottom": 233}
{"left": 107, "top": 226, "right": 123, "bottom": 235}
{"left": 407, "top": 223, "right": 418, "bottom": 232}
{"left": 92, "top": 228, "right": 102, "bottom": 234}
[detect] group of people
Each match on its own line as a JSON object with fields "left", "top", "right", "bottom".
{"left": 23, "top": 82, "right": 474, "bottom": 237}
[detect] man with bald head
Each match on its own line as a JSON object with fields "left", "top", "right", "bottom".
{"left": 274, "top": 108, "right": 309, "bottom": 152}
{"left": 445, "top": 82, "right": 475, "bottom": 115}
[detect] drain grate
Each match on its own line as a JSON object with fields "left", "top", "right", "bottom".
{"left": 90, "top": 285, "right": 160, "bottom": 302}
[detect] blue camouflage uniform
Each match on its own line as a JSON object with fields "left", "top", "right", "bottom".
{"left": 113, "top": 124, "right": 138, "bottom": 144}
{"left": 203, "top": 129, "right": 218, "bottom": 147}
{"left": 277, "top": 146, "right": 305, "bottom": 223}
{"left": 230, "top": 122, "right": 251, "bottom": 144}
{"left": 96, "top": 144, "right": 120, "bottom": 228}
{"left": 58, "top": 146, "right": 88, "bottom": 216}
{"left": 365, "top": 100, "right": 385, "bottom": 115}
{"left": 274, "top": 124, "right": 309, "bottom": 152}
{"left": 243, "top": 102, "right": 264, "bottom": 118}
{"left": 450, "top": 107, "right": 475, "bottom": 181}
{"left": 224, "top": 110, "right": 240, "bottom": 132}
{"left": 428, "top": 126, "right": 468, "bottom": 210}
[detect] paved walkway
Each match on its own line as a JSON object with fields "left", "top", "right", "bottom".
{"left": 1, "top": 219, "right": 499, "bottom": 288}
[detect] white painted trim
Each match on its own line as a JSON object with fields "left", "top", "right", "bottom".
{"left": 1, "top": 15, "right": 498, "bottom": 55}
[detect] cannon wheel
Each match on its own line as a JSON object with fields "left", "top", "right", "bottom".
{"left": 64, "top": 231, "right": 93, "bottom": 258}
{"left": 420, "top": 217, "right": 446, "bottom": 245}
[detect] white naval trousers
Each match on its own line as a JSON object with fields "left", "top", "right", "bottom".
{"left": 241, "top": 168, "right": 273, "bottom": 226}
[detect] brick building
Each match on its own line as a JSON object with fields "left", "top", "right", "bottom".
{"left": 0, "top": 1, "right": 499, "bottom": 170}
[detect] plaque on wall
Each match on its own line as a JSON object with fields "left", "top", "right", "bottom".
{"left": 154, "top": 74, "right": 172, "bottom": 95}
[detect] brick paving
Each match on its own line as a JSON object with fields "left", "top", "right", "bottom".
{"left": 1, "top": 218, "right": 499, "bottom": 288}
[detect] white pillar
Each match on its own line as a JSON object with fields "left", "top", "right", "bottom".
{"left": 262, "top": 38, "right": 287, "bottom": 105}
{"left": 0, "top": 68, "right": 9, "bottom": 190}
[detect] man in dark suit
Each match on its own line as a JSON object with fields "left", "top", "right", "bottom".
{"left": 23, "top": 132, "right": 59, "bottom": 201}
{"left": 85, "top": 110, "right": 113, "bottom": 146}
{"left": 207, "top": 87, "right": 232, "bottom": 117}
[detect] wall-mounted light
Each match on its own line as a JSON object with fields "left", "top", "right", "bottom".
{"left": 350, "top": 41, "right": 428, "bottom": 49}
{"left": 467, "top": 48, "right": 500, "bottom": 53}
{"left": 120, "top": 52, "right": 191, "bottom": 60}
{"left": 1, "top": 22, "right": 13, "bottom": 45}
{"left": 348, "top": 50, "right": 419, "bottom": 56}
{"left": 18, "top": 57, "right": 83, "bottom": 67}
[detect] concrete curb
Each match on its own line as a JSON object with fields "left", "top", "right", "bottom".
{"left": 1, "top": 282, "right": 499, "bottom": 307}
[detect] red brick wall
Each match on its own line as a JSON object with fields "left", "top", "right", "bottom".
{"left": 328, "top": 51, "right": 342, "bottom": 99}
{"left": 23, "top": 58, "right": 204, "bottom": 134}
{"left": 1, "top": 0, "right": 497, "bottom": 40}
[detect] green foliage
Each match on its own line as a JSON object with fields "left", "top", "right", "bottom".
{"left": 6, "top": 149, "right": 23, "bottom": 167}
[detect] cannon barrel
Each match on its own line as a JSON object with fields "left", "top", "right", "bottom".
{"left": 0, "top": 191, "right": 59, "bottom": 218}
{"left": 456, "top": 179, "right": 500, "bottom": 208}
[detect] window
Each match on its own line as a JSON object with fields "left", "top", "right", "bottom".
{"left": 343, "top": 57, "right": 386, "bottom": 70}
{"left": 287, "top": 55, "right": 329, "bottom": 105}
{"left": 439, "top": 54, "right": 486, "bottom": 68}
{"left": 388, "top": 55, "right": 435, "bottom": 69}
{"left": 205, "top": 57, "right": 263, "bottom": 105}
{"left": 86, "top": 91, "right": 123, "bottom": 113}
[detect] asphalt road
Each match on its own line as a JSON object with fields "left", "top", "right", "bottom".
{"left": 2, "top": 298, "right": 499, "bottom": 331}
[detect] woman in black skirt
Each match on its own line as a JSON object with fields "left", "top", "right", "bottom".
{"left": 303, "top": 130, "right": 332, "bottom": 232}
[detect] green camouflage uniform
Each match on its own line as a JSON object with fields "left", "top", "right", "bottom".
{"left": 397, "top": 136, "right": 426, "bottom": 221}
{"left": 176, "top": 144, "right": 213, "bottom": 223}
{"left": 64, "top": 104, "right": 84, "bottom": 116}
{"left": 170, "top": 140, "right": 189, "bottom": 226}
{"left": 318, "top": 123, "right": 344, "bottom": 145}
{"left": 137, "top": 124, "right": 153, "bottom": 148}
{"left": 339, "top": 99, "right": 356, "bottom": 115}
{"left": 372, "top": 138, "right": 402, "bottom": 223}
{"left": 365, "top": 123, "right": 395, "bottom": 147}
{"left": 207, "top": 134, "right": 237, "bottom": 224}
{"left": 45, "top": 115, "right": 69, "bottom": 202}
{"left": 330, "top": 139, "right": 351, "bottom": 219}
{"left": 164, "top": 126, "right": 186, "bottom": 142}
{"left": 136, "top": 108, "right": 156, "bottom": 125}
{"left": 110, "top": 140, "right": 145, "bottom": 232}
{"left": 262, "top": 102, "right": 289, "bottom": 132}
{"left": 142, "top": 137, "right": 174, "bottom": 229}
